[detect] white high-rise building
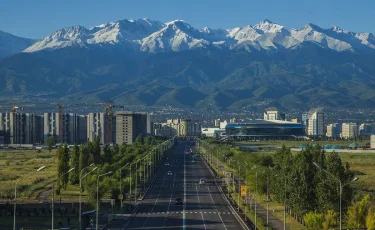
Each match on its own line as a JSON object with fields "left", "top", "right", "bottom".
{"left": 44, "top": 113, "right": 86, "bottom": 144}
{"left": 341, "top": 123, "right": 358, "bottom": 138}
{"left": 307, "top": 112, "right": 325, "bottom": 136}
{"left": 87, "top": 113, "right": 106, "bottom": 144}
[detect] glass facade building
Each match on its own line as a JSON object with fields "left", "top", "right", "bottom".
{"left": 225, "top": 120, "right": 306, "bottom": 138}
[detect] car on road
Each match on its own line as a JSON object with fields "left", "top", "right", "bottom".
{"left": 175, "top": 197, "right": 183, "bottom": 205}
{"left": 199, "top": 178, "right": 205, "bottom": 184}
{"left": 192, "top": 159, "right": 195, "bottom": 163}
{"left": 167, "top": 171, "right": 173, "bottom": 175}
{"left": 165, "top": 162, "right": 170, "bottom": 166}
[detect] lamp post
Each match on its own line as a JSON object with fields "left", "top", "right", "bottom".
{"left": 237, "top": 161, "right": 240, "bottom": 212}
{"left": 135, "top": 160, "right": 140, "bottom": 204}
{"left": 79, "top": 163, "right": 95, "bottom": 230}
{"left": 313, "top": 162, "right": 359, "bottom": 230}
{"left": 244, "top": 162, "right": 248, "bottom": 221}
{"left": 52, "top": 168, "right": 75, "bottom": 230}
{"left": 96, "top": 171, "right": 113, "bottom": 230}
{"left": 119, "top": 163, "right": 130, "bottom": 214}
{"left": 13, "top": 165, "right": 47, "bottom": 230}
{"left": 253, "top": 165, "right": 258, "bottom": 229}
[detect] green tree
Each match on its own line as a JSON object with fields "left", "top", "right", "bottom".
{"left": 144, "top": 136, "right": 151, "bottom": 146}
{"left": 93, "top": 136, "right": 101, "bottom": 163}
{"left": 303, "top": 211, "right": 324, "bottom": 229}
{"left": 135, "top": 134, "right": 144, "bottom": 146}
{"left": 61, "top": 143, "right": 70, "bottom": 189}
{"left": 55, "top": 145, "right": 64, "bottom": 195}
{"left": 69, "top": 144, "right": 80, "bottom": 184}
{"left": 347, "top": 194, "right": 371, "bottom": 229}
{"left": 367, "top": 206, "right": 375, "bottom": 230}
{"left": 46, "top": 136, "right": 56, "bottom": 152}
{"left": 322, "top": 210, "right": 338, "bottom": 230}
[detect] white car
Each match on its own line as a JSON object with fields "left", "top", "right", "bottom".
{"left": 165, "top": 162, "right": 170, "bottom": 166}
{"left": 199, "top": 178, "right": 205, "bottom": 184}
{"left": 167, "top": 171, "right": 173, "bottom": 176}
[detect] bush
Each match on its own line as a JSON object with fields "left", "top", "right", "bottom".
{"left": 304, "top": 211, "right": 323, "bottom": 229}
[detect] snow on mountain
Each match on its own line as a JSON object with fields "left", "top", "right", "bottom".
{"left": 0, "top": 30, "right": 36, "bottom": 59}
{"left": 141, "top": 20, "right": 210, "bottom": 53}
{"left": 22, "top": 18, "right": 375, "bottom": 54}
{"left": 291, "top": 23, "right": 354, "bottom": 52}
{"left": 24, "top": 18, "right": 165, "bottom": 52}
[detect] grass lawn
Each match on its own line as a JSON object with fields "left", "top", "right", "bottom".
{"left": 0, "top": 149, "right": 57, "bottom": 200}
{"left": 0, "top": 149, "right": 89, "bottom": 202}
{"left": 338, "top": 152, "right": 375, "bottom": 191}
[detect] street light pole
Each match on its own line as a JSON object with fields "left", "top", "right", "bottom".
{"left": 52, "top": 168, "right": 75, "bottom": 230}
{"left": 253, "top": 165, "right": 258, "bottom": 229}
{"left": 79, "top": 163, "right": 95, "bottom": 230}
{"left": 119, "top": 163, "right": 129, "bottom": 214}
{"left": 96, "top": 171, "right": 113, "bottom": 230}
{"left": 313, "top": 162, "right": 359, "bottom": 230}
{"left": 237, "top": 161, "right": 240, "bottom": 212}
{"left": 244, "top": 162, "right": 248, "bottom": 221}
{"left": 13, "top": 165, "right": 47, "bottom": 230}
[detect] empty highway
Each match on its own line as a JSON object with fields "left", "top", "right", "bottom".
{"left": 124, "top": 141, "right": 249, "bottom": 230}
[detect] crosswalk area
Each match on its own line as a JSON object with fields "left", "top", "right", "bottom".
{"left": 135, "top": 211, "right": 234, "bottom": 215}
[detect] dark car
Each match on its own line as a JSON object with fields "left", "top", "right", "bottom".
{"left": 175, "top": 197, "right": 183, "bottom": 205}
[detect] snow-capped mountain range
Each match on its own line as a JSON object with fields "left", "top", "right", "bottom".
{"left": 20, "top": 18, "right": 375, "bottom": 53}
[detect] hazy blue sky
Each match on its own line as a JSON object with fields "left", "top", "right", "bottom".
{"left": 1, "top": 0, "right": 374, "bottom": 39}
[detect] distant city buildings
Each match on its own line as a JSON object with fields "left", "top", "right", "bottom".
{"left": 165, "top": 119, "right": 201, "bottom": 137}
{"left": 302, "top": 111, "right": 325, "bottom": 137}
{"left": 116, "top": 111, "right": 151, "bottom": 144}
{"left": 341, "top": 123, "right": 359, "bottom": 139}
{"left": 0, "top": 110, "right": 152, "bottom": 146}
{"left": 264, "top": 109, "right": 285, "bottom": 121}
{"left": 326, "top": 123, "right": 341, "bottom": 138}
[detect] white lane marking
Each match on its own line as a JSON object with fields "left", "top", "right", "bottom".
{"left": 143, "top": 173, "right": 167, "bottom": 227}
{"left": 207, "top": 186, "right": 227, "bottom": 230}
{"left": 195, "top": 180, "right": 207, "bottom": 229}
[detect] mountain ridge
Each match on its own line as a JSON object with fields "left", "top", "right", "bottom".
{"left": 23, "top": 18, "right": 375, "bottom": 54}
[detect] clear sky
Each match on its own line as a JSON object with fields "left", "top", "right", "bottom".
{"left": 1, "top": 0, "right": 375, "bottom": 39}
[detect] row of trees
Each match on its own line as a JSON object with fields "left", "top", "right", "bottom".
{"left": 201, "top": 139, "right": 374, "bottom": 229}
{"left": 55, "top": 135, "right": 166, "bottom": 204}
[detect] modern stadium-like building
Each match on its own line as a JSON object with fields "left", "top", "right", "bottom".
{"left": 225, "top": 120, "right": 306, "bottom": 140}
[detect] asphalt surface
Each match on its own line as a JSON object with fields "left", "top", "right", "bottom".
{"left": 124, "top": 141, "right": 248, "bottom": 230}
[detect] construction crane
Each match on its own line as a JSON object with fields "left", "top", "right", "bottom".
{"left": 57, "top": 102, "right": 63, "bottom": 143}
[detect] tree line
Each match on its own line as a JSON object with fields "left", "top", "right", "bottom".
{"left": 201, "top": 138, "right": 375, "bottom": 229}
{"left": 55, "top": 135, "right": 166, "bottom": 205}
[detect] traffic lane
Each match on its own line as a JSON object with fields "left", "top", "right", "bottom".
{"left": 126, "top": 144, "right": 185, "bottom": 228}
{"left": 194, "top": 151, "right": 248, "bottom": 230}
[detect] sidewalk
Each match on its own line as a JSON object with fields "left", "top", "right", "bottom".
{"left": 200, "top": 147, "right": 287, "bottom": 230}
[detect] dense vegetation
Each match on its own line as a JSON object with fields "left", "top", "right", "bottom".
{"left": 55, "top": 135, "right": 169, "bottom": 206}
{"left": 199, "top": 139, "right": 375, "bottom": 229}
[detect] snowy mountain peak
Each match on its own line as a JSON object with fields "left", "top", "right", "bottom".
{"left": 254, "top": 19, "right": 288, "bottom": 34}
{"left": 21, "top": 18, "right": 375, "bottom": 54}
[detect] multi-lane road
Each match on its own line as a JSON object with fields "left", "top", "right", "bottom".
{"left": 124, "top": 141, "right": 249, "bottom": 230}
